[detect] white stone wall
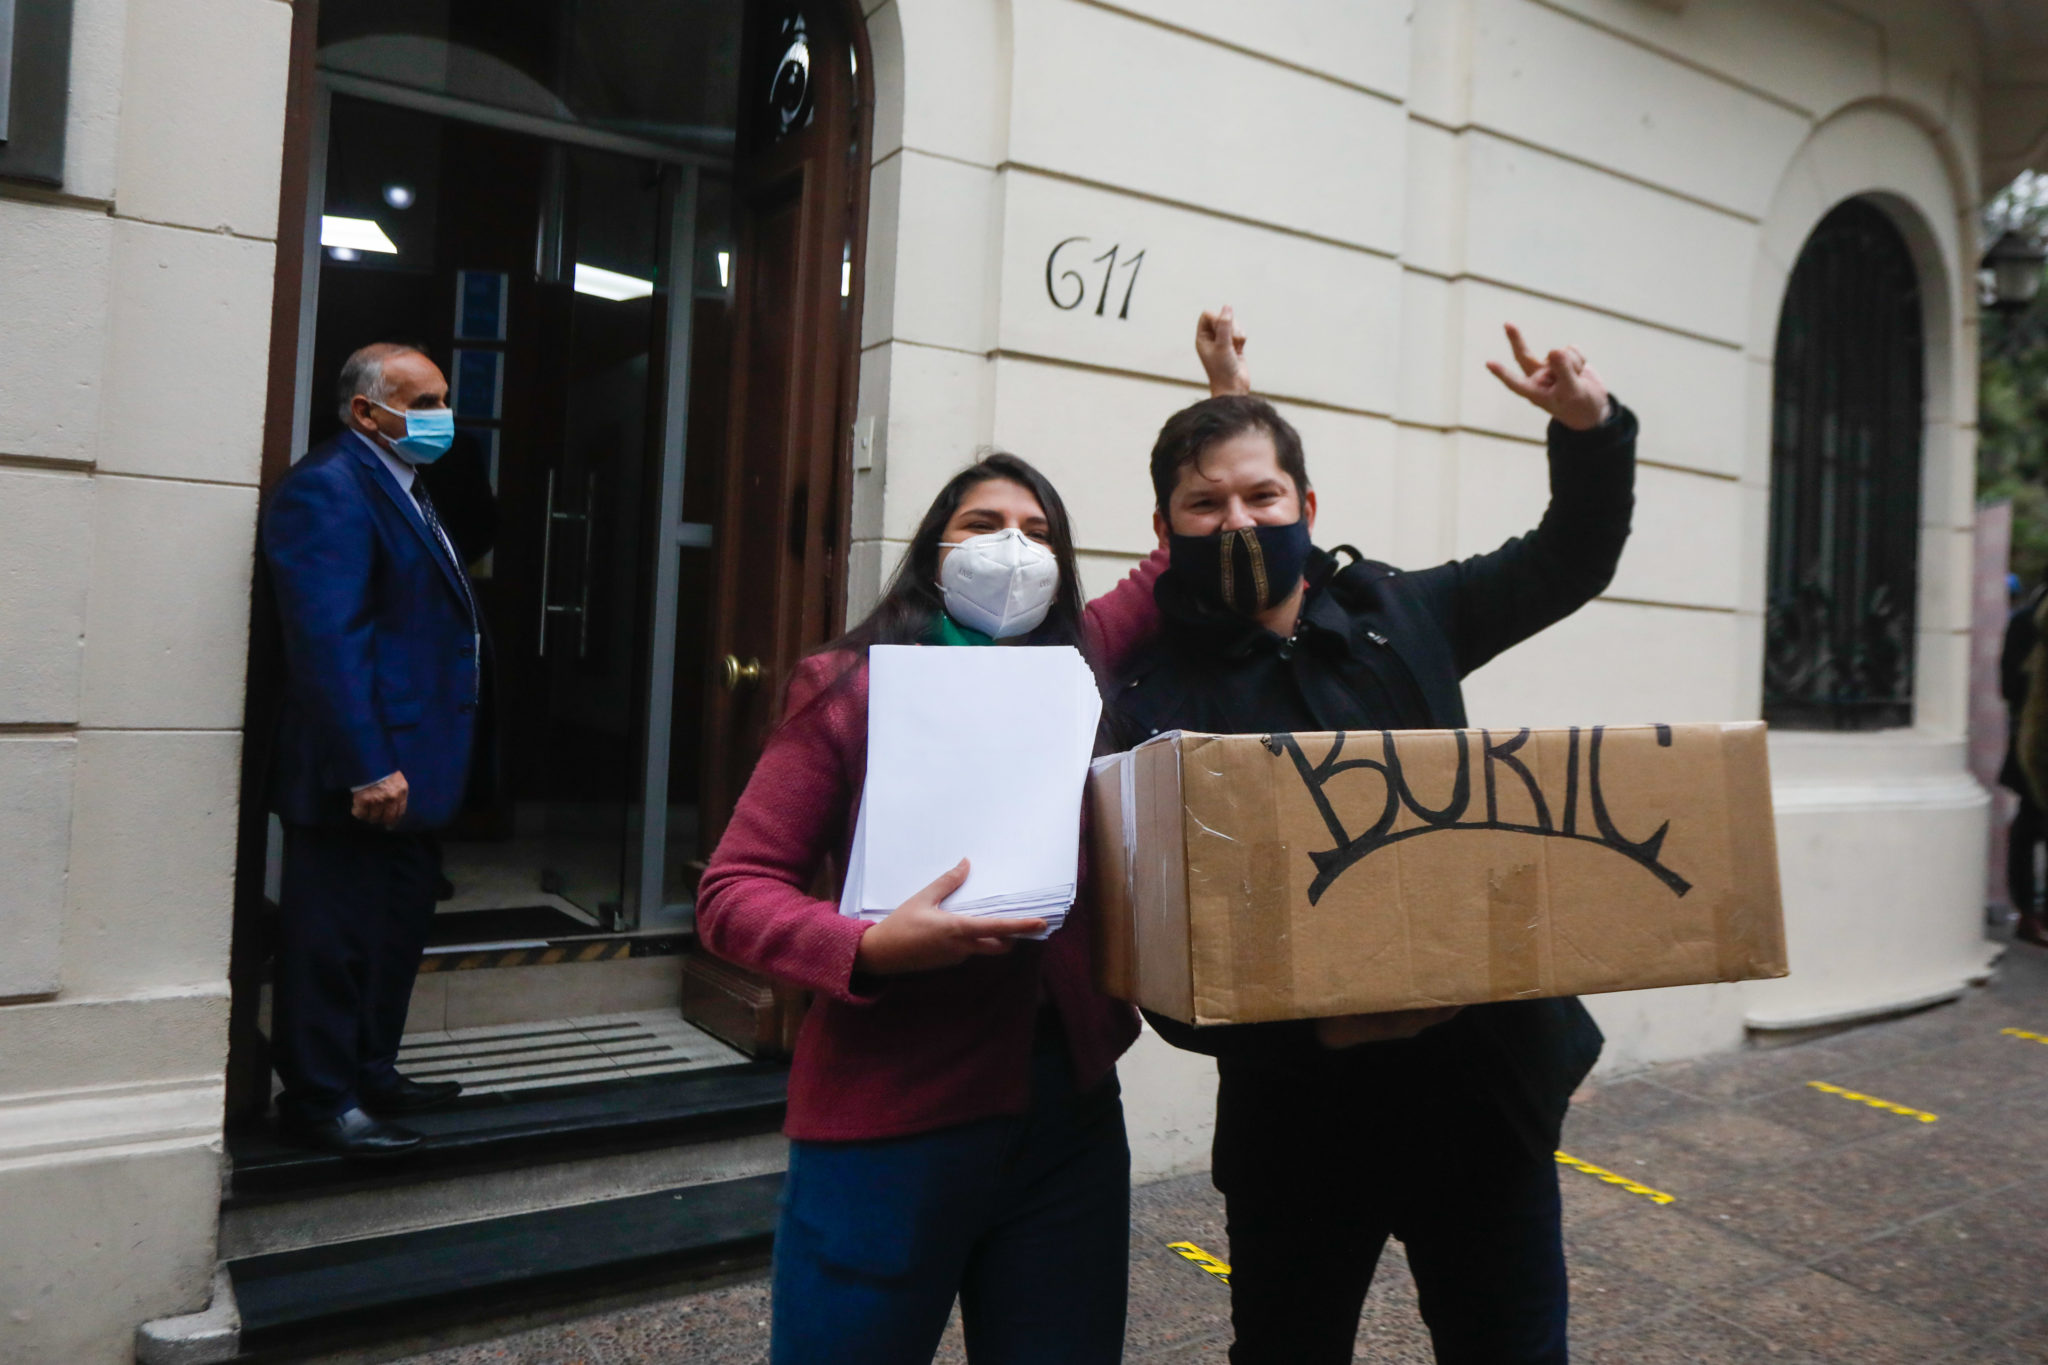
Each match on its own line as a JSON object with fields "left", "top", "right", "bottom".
{"left": 855, "top": 0, "right": 1997, "bottom": 1169}
{"left": 0, "top": 0, "right": 291, "bottom": 1358}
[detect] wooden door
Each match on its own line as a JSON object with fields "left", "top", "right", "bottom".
{"left": 699, "top": 3, "right": 869, "bottom": 847}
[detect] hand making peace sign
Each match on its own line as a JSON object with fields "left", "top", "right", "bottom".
{"left": 1485, "top": 322, "right": 1613, "bottom": 432}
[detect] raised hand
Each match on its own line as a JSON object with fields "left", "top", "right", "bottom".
{"left": 1485, "top": 322, "right": 1612, "bottom": 431}
{"left": 1196, "top": 305, "right": 1251, "bottom": 397}
{"left": 853, "top": 858, "right": 1049, "bottom": 975}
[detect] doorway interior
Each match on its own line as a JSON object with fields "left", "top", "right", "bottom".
{"left": 235, "top": 0, "right": 868, "bottom": 1108}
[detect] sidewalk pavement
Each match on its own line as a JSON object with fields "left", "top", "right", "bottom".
{"left": 398, "top": 935, "right": 2048, "bottom": 1363}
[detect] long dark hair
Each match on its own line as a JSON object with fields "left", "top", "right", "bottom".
{"left": 826, "top": 452, "right": 1088, "bottom": 657}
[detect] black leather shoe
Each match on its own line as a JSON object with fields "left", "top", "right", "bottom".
{"left": 361, "top": 1075, "right": 464, "bottom": 1115}
{"left": 277, "top": 1106, "right": 423, "bottom": 1157}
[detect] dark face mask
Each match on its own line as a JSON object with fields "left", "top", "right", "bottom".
{"left": 1167, "top": 519, "right": 1312, "bottom": 616}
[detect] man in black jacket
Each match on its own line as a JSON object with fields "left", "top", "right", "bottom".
{"left": 1112, "top": 319, "right": 1636, "bottom": 1364}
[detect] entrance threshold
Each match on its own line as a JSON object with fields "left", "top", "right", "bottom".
{"left": 395, "top": 1011, "right": 744, "bottom": 1097}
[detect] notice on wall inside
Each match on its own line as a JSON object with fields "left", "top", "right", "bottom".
{"left": 1088, "top": 723, "right": 1788, "bottom": 1026}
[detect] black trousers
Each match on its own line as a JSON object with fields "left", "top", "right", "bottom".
{"left": 1215, "top": 1062, "right": 1569, "bottom": 1365}
{"left": 2010, "top": 791, "right": 2045, "bottom": 916}
{"left": 272, "top": 821, "right": 438, "bottom": 1120}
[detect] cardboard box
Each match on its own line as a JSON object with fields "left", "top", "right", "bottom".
{"left": 1088, "top": 723, "right": 1787, "bottom": 1025}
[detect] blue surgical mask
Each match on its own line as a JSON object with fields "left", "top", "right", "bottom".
{"left": 374, "top": 402, "right": 456, "bottom": 465}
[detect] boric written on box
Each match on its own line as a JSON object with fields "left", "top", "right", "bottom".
{"left": 1087, "top": 723, "right": 1788, "bottom": 1026}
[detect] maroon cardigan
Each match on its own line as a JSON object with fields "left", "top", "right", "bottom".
{"left": 695, "top": 552, "right": 1164, "bottom": 1141}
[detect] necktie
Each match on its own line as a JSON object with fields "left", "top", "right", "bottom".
{"left": 412, "top": 480, "right": 479, "bottom": 637}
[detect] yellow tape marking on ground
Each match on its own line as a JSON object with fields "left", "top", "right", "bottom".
{"left": 2002, "top": 1028, "right": 2048, "bottom": 1046}
{"left": 1167, "top": 1241, "right": 1231, "bottom": 1285}
{"left": 1806, "top": 1080, "right": 1938, "bottom": 1122}
{"left": 1553, "top": 1151, "right": 1677, "bottom": 1205}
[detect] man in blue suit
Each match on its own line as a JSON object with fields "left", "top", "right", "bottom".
{"left": 263, "top": 343, "right": 481, "bottom": 1155}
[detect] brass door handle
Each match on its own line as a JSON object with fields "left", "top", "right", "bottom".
{"left": 721, "top": 655, "right": 763, "bottom": 691}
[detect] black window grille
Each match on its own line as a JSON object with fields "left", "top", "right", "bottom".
{"left": 1763, "top": 199, "right": 1925, "bottom": 730}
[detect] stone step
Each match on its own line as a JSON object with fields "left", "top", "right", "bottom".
{"left": 221, "top": 1128, "right": 787, "bottom": 1259}
{"left": 226, "top": 1064, "right": 788, "bottom": 1204}
{"left": 141, "top": 1174, "right": 783, "bottom": 1364}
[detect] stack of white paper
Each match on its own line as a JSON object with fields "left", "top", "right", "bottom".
{"left": 839, "top": 644, "right": 1103, "bottom": 939}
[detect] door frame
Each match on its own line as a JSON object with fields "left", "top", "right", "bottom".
{"left": 280, "top": 75, "right": 726, "bottom": 931}
{"left": 230, "top": 0, "right": 875, "bottom": 1123}
{"left": 697, "top": 2, "right": 875, "bottom": 847}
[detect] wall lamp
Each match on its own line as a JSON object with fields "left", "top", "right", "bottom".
{"left": 1983, "top": 230, "right": 2047, "bottom": 315}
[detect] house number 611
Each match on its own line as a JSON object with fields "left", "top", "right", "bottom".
{"left": 1045, "top": 237, "right": 1145, "bottom": 319}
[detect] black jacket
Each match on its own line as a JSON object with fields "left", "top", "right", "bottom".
{"left": 1110, "top": 403, "right": 1637, "bottom": 1168}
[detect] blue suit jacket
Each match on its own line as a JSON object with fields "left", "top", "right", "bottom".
{"left": 262, "top": 433, "right": 482, "bottom": 831}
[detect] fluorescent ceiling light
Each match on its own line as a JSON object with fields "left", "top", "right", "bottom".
{"left": 320, "top": 215, "right": 398, "bottom": 254}
{"left": 383, "top": 183, "right": 415, "bottom": 209}
{"left": 717, "top": 251, "right": 730, "bottom": 289}
{"left": 574, "top": 262, "right": 655, "bottom": 302}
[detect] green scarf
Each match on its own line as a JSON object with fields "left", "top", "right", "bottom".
{"left": 926, "top": 613, "right": 996, "bottom": 648}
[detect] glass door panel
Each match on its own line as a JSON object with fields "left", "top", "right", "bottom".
{"left": 314, "top": 96, "right": 674, "bottom": 932}
{"left": 533, "top": 144, "right": 669, "bottom": 927}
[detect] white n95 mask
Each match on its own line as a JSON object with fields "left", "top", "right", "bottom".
{"left": 938, "top": 528, "right": 1059, "bottom": 639}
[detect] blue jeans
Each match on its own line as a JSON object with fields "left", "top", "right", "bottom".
{"left": 770, "top": 1038, "right": 1130, "bottom": 1365}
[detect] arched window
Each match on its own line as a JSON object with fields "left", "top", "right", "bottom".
{"left": 1763, "top": 199, "right": 1925, "bottom": 730}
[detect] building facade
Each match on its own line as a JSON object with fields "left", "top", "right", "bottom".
{"left": 4, "top": 0, "right": 2048, "bottom": 1359}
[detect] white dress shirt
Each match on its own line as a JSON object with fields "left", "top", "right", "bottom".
{"left": 358, "top": 431, "right": 465, "bottom": 570}
{"left": 349, "top": 430, "right": 474, "bottom": 795}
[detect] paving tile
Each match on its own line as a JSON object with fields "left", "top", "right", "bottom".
{"left": 1564, "top": 1246, "right": 1685, "bottom": 1343}
{"left": 1816, "top": 1002, "right": 1987, "bottom": 1065}
{"left": 1680, "top": 1167, "right": 1904, "bottom": 1263}
{"left": 1816, "top": 1200, "right": 2046, "bottom": 1338}
{"left": 1351, "top": 1242, "right": 1435, "bottom": 1364}
{"left": 932, "top": 1310, "right": 965, "bottom": 1364}
{"left": 1129, "top": 1170, "right": 1229, "bottom": 1244}
{"left": 1746, "top": 1079, "right": 1928, "bottom": 1146}
{"left": 1125, "top": 1179, "right": 1237, "bottom": 1357}
{"left": 1786, "top": 1124, "right": 2028, "bottom": 1228}
{"left": 1129, "top": 1333, "right": 1230, "bottom": 1363}
{"left": 1124, "top": 1238, "right": 1234, "bottom": 1360}
{"left": 396, "top": 1316, "right": 631, "bottom": 1364}
{"left": 1556, "top": 1123, "right": 1747, "bottom": 1204}
{"left": 582, "top": 1278, "right": 772, "bottom": 1363}
{"left": 1937, "top": 1343, "right": 2048, "bottom": 1365}
{"left": 1577, "top": 1305, "right": 1788, "bottom": 1363}
{"left": 1698, "top": 1268, "right": 1971, "bottom": 1364}
{"left": 1644, "top": 1105, "right": 1831, "bottom": 1171}
{"left": 1650, "top": 1041, "right": 1858, "bottom": 1103}
{"left": 1986, "top": 1080, "right": 2048, "bottom": 1129}
{"left": 1832, "top": 1049, "right": 2039, "bottom": 1117}
{"left": 1558, "top": 1152, "right": 1654, "bottom": 1233}
{"left": 1997, "top": 1309, "right": 2048, "bottom": 1359}
{"left": 1567, "top": 1076, "right": 1720, "bottom": 1132}
{"left": 1566, "top": 1200, "right": 1795, "bottom": 1293}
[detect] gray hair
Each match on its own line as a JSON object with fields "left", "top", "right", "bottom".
{"left": 336, "top": 342, "right": 426, "bottom": 425}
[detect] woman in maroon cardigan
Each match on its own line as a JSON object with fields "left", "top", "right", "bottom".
{"left": 696, "top": 449, "right": 1168, "bottom": 1364}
